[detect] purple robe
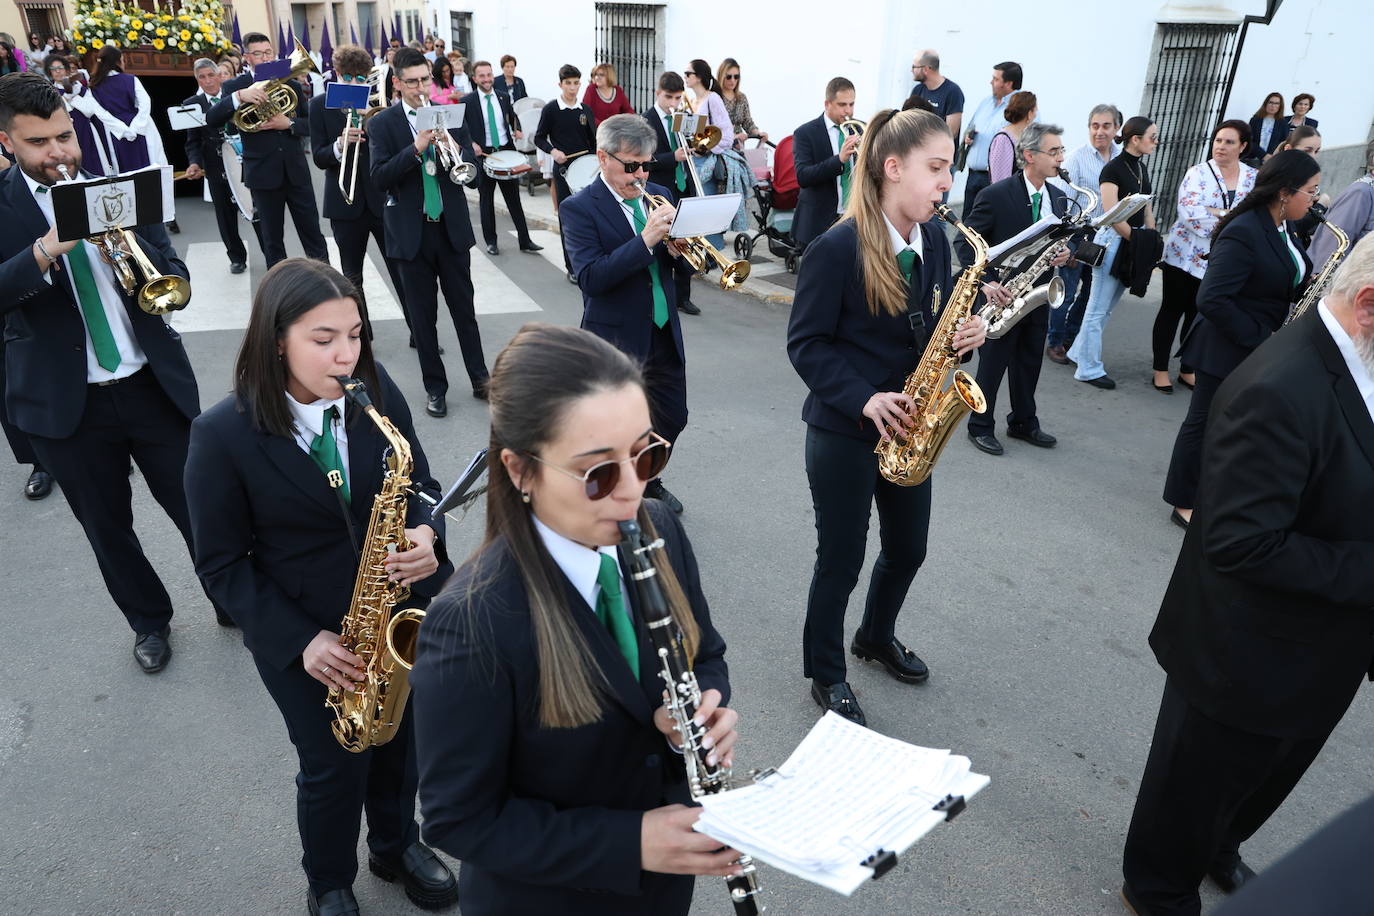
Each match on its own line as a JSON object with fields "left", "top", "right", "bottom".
{"left": 89, "top": 72, "right": 150, "bottom": 171}
{"left": 71, "top": 106, "right": 111, "bottom": 177}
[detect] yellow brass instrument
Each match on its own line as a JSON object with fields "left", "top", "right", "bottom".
{"left": 638, "top": 181, "right": 750, "bottom": 290}
{"left": 338, "top": 68, "right": 385, "bottom": 206}
{"left": 678, "top": 92, "right": 722, "bottom": 157}
{"left": 56, "top": 164, "right": 190, "bottom": 316}
{"left": 839, "top": 118, "right": 866, "bottom": 150}
{"left": 232, "top": 37, "right": 320, "bottom": 133}
{"left": 328, "top": 375, "right": 427, "bottom": 753}
{"left": 875, "top": 205, "right": 988, "bottom": 485}
{"left": 1286, "top": 211, "right": 1349, "bottom": 325}
{"left": 421, "top": 97, "right": 478, "bottom": 185}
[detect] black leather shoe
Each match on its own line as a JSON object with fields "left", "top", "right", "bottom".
{"left": 24, "top": 466, "right": 53, "bottom": 500}
{"left": 1007, "top": 427, "right": 1057, "bottom": 448}
{"left": 567, "top": 271, "right": 578, "bottom": 284}
{"left": 519, "top": 241, "right": 544, "bottom": 252}
{"left": 471, "top": 383, "right": 489, "bottom": 402}
{"left": 167, "top": 219, "right": 181, "bottom": 234}
{"left": 1208, "top": 857, "right": 1256, "bottom": 894}
{"left": 1045, "top": 344, "right": 1069, "bottom": 364}
{"left": 810, "top": 680, "right": 866, "bottom": 726}
{"left": 1081, "top": 374, "right": 1116, "bottom": 390}
{"left": 643, "top": 478, "right": 683, "bottom": 514}
{"left": 485, "top": 243, "right": 500, "bottom": 255}
{"left": 678, "top": 299, "right": 701, "bottom": 315}
{"left": 307, "top": 887, "right": 360, "bottom": 916}
{"left": 968, "top": 431, "right": 1004, "bottom": 456}
{"left": 133, "top": 626, "right": 171, "bottom": 673}
{"left": 1119, "top": 882, "right": 1151, "bottom": 915}
{"left": 1170, "top": 508, "right": 1189, "bottom": 530}
{"left": 369, "top": 841, "right": 459, "bottom": 910}
{"left": 425, "top": 395, "right": 447, "bottom": 418}
{"left": 851, "top": 634, "right": 929, "bottom": 683}
{"left": 229, "top": 261, "right": 247, "bottom": 275}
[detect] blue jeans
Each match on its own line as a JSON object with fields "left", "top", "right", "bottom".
{"left": 1047, "top": 261, "right": 1092, "bottom": 349}
{"left": 1067, "top": 233, "right": 1126, "bottom": 380}
{"left": 692, "top": 155, "right": 726, "bottom": 250}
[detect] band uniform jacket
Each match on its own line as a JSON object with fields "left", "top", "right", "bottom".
{"left": 961, "top": 173, "right": 1072, "bottom": 276}
{"left": 307, "top": 93, "right": 385, "bottom": 222}
{"left": 644, "top": 108, "right": 695, "bottom": 204}
{"left": 410, "top": 498, "right": 730, "bottom": 915}
{"left": 181, "top": 90, "right": 236, "bottom": 178}
{"left": 459, "top": 88, "right": 519, "bottom": 153}
{"left": 560, "top": 178, "right": 687, "bottom": 364}
{"left": 366, "top": 101, "right": 478, "bottom": 263}
{"left": 184, "top": 363, "right": 451, "bottom": 672}
{"left": 205, "top": 74, "right": 312, "bottom": 191}
{"left": 0, "top": 166, "right": 197, "bottom": 440}
{"left": 1180, "top": 207, "right": 1313, "bottom": 379}
{"left": 1151, "top": 306, "right": 1374, "bottom": 741}
{"left": 787, "top": 218, "right": 954, "bottom": 443}
{"left": 791, "top": 114, "right": 846, "bottom": 249}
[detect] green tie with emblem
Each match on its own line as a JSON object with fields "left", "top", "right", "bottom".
{"left": 308, "top": 405, "right": 350, "bottom": 504}
{"left": 410, "top": 108, "right": 443, "bottom": 219}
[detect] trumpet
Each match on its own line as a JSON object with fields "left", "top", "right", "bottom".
{"left": 636, "top": 181, "right": 750, "bottom": 290}
{"left": 420, "top": 97, "right": 477, "bottom": 185}
{"left": 677, "top": 93, "right": 722, "bottom": 157}
{"left": 56, "top": 165, "right": 190, "bottom": 316}
{"left": 338, "top": 68, "right": 385, "bottom": 206}
{"left": 233, "top": 37, "right": 319, "bottom": 133}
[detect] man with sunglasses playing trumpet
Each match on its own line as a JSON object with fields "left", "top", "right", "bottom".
{"left": 560, "top": 114, "right": 694, "bottom": 513}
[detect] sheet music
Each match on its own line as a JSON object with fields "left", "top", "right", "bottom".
{"left": 986, "top": 215, "right": 1065, "bottom": 269}
{"left": 1094, "top": 192, "right": 1151, "bottom": 228}
{"left": 694, "top": 713, "right": 989, "bottom": 895}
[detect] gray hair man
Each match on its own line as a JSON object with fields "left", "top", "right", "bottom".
{"left": 181, "top": 54, "right": 248, "bottom": 272}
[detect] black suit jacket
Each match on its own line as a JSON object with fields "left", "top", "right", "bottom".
{"left": 643, "top": 105, "right": 694, "bottom": 201}
{"left": 1151, "top": 306, "right": 1374, "bottom": 739}
{"left": 0, "top": 168, "right": 197, "bottom": 439}
{"left": 181, "top": 90, "right": 235, "bottom": 175}
{"left": 962, "top": 174, "right": 1072, "bottom": 294}
{"left": 206, "top": 73, "right": 313, "bottom": 190}
{"left": 184, "top": 363, "right": 451, "bottom": 672}
{"left": 787, "top": 218, "right": 955, "bottom": 442}
{"left": 410, "top": 499, "right": 728, "bottom": 915}
{"left": 460, "top": 89, "right": 518, "bottom": 152}
{"left": 491, "top": 74, "right": 527, "bottom": 104}
{"left": 792, "top": 114, "right": 845, "bottom": 249}
{"left": 1180, "top": 207, "right": 1312, "bottom": 378}
{"left": 307, "top": 94, "right": 385, "bottom": 221}
{"left": 366, "top": 102, "right": 477, "bottom": 262}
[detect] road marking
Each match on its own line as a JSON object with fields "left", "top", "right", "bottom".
{"left": 506, "top": 229, "right": 567, "bottom": 273}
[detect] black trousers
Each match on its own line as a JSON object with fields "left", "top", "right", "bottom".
{"left": 205, "top": 167, "right": 248, "bottom": 265}
{"left": 1154, "top": 264, "right": 1199, "bottom": 374}
{"left": 968, "top": 302, "right": 1049, "bottom": 436}
{"left": 0, "top": 347, "right": 37, "bottom": 465}
{"left": 331, "top": 213, "right": 413, "bottom": 339}
{"left": 1162, "top": 369, "right": 1225, "bottom": 509}
{"left": 396, "top": 222, "right": 488, "bottom": 397}
{"left": 26, "top": 370, "right": 197, "bottom": 634}
{"left": 254, "top": 653, "right": 420, "bottom": 896}
{"left": 477, "top": 151, "right": 533, "bottom": 248}
{"left": 643, "top": 323, "right": 688, "bottom": 447}
{"left": 252, "top": 181, "right": 330, "bottom": 268}
{"left": 1123, "top": 680, "right": 1332, "bottom": 916}
{"left": 802, "top": 425, "right": 931, "bottom": 686}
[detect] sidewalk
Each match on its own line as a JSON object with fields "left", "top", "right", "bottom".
{"left": 491, "top": 176, "right": 799, "bottom": 305}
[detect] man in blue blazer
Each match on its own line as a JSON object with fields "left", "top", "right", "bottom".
{"left": 461, "top": 59, "right": 541, "bottom": 256}
{"left": 206, "top": 31, "right": 328, "bottom": 268}
{"left": 0, "top": 73, "right": 216, "bottom": 672}
{"left": 369, "top": 47, "right": 488, "bottom": 419}
{"left": 560, "top": 114, "right": 690, "bottom": 512}
{"left": 962, "top": 122, "right": 1072, "bottom": 456}
{"left": 792, "top": 76, "right": 860, "bottom": 252}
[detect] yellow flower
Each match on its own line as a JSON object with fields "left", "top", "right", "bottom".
{"left": 131, "top": 17, "right": 142, "bottom": 28}
{"left": 92, "top": 38, "right": 104, "bottom": 48}
{"left": 156, "top": 27, "right": 167, "bottom": 36}
{"left": 152, "top": 38, "right": 165, "bottom": 50}
{"left": 127, "top": 30, "right": 139, "bottom": 41}
{"left": 76, "top": 45, "right": 88, "bottom": 54}
{"left": 72, "top": 30, "right": 82, "bottom": 39}
{"left": 179, "top": 29, "right": 191, "bottom": 40}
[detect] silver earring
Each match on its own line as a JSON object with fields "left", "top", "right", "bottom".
{"left": 521, "top": 491, "right": 531, "bottom": 504}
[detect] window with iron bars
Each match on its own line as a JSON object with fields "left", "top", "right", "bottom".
{"left": 594, "top": 3, "right": 665, "bottom": 116}
{"left": 449, "top": 12, "right": 473, "bottom": 57}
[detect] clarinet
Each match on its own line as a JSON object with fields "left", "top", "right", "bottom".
{"left": 617, "top": 520, "right": 764, "bottom": 915}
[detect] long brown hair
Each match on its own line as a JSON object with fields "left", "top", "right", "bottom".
{"left": 89, "top": 45, "right": 123, "bottom": 87}
{"left": 843, "top": 107, "right": 951, "bottom": 317}
{"left": 469, "top": 323, "right": 701, "bottom": 728}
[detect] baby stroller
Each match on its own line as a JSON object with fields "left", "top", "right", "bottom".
{"left": 733, "top": 136, "right": 803, "bottom": 273}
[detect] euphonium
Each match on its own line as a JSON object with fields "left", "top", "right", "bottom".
{"left": 875, "top": 205, "right": 989, "bottom": 486}
{"left": 638, "top": 182, "right": 750, "bottom": 290}
{"left": 1286, "top": 212, "right": 1349, "bottom": 325}
{"left": 327, "top": 376, "right": 427, "bottom": 753}
{"left": 233, "top": 37, "right": 320, "bottom": 133}
{"left": 678, "top": 93, "right": 722, "bottom": 156}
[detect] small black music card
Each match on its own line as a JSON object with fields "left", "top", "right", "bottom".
{"left": 50, "top": 165, "right": 173, "bottom": 242}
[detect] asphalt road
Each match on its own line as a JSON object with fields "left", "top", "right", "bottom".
{"left": 2, "top": 187, "right": 1370, "bottom": 916}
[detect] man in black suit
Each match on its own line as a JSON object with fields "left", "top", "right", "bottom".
{"left": 206, "top": 32, "right": 329, "bottom": 269}
{"left": 792, "top": 76, "right": 859, "bottom": 252}
{"left": 181, "top": 57, "right": 250, "bottom": 273}
{"left": 1121, "top": 235, "right": 1374, "bottom": 916}
{"left": 643, "top": 70, "right": 698, "bottom": 316}
{"left": 307, "top": 44, "right": 411, "bottom": 342}
{"left": 461, "top": 59, "right": 541, "bottom": 257}
{"left": 368, "top": 47, "right": 488, "bottom": 419}
{"left": 0, "top": 74, "right": 220, "bottom": 673}
{"left": 962, "top": 122, "right": 1070, "bottom": 456}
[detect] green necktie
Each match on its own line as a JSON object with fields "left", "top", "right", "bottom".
{"left": 834, "top": 125, "right": 852, "bottom": 207}
{"left": 410, "top": 108, "right": 443, "bottom": 219}
{"left": 1279, "top": 227, "right": 1303, "bottom": 287}
{"left": 666, "top": 114, "right": 686, "bottom": 192}
{"left": 595, "top": 552, "right": 639, "bottom": 673}
{"left": 308, "top": 406, "right": 350, "bottom": 505}
{"left": 897, "top": 248, "right": 917, "bottom": 286}
{"left": 628, "top": 197, "right": 670, "bottom": 328}
{"left": 485, "top": 92, "right": 499, "bottom": 147}
{"left": 1031, "top": 190, "right": 1042, "bottom": 221}
{"left": 68, "top": 241, "right": 122, "bottom": 372}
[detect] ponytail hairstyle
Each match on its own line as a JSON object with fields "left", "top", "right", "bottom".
{"left": 1212, "top": 149, "right": 1320, "bottom": 241}
{"left": 687, "top": 58, "right": 717, "bottom": 93}
{"left": 843, "top": 107, "right": 951, "bottom": 318}
{"left": 1116, "top": 115, "right": 1154, "bottom": 151}
{"left": 469, "top": 323, "right": 701, "bottom": 729}
{"left": 89, "top": 44, "right": 123, "bottom": 87}
{"left": 1279, "top": 123, "right": 1321, "bottom": 154}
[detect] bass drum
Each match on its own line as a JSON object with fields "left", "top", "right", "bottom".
{"left": 562, "top": 154, "right": 600, "bottom": 195}
{"left": 512, "top": 97, "right": 542, "bottom": 153}
{"left": 220, "top": 138, "right": 254, "bottom": 222}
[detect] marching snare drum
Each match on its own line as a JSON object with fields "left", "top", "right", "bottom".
{"left": 483, "top": 149, "right": 532, "bottom": 180}
{"left": 562, "top": 154, "right": 600, "bottom": 194}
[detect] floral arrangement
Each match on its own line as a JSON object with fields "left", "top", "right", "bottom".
{"left": 70, "top": 0, "right": 233, "bottom": 57}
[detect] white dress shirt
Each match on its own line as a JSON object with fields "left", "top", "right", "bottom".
{"left": 883, "top": 213, "right": 924, "bottom": 264}
{"left": 532, "top": 513, "right": 628, "bottom": 612}
{"left": 24, "top": 170, "right": 147, "bottom": 383}
{"left": 286, "top": 390, "right": 352, "bottom": 483}
{"left": 475, "top": 89, "right": 509, "bottom": 147}
{"left": 602, "top": 174, "right": 654, "bottom": 249}
{"left": 1316, "top": 300, "right": 1374, "bottom": 422}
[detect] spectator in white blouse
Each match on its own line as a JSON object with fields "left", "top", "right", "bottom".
{"left": 683, "top": 58, "right": 734, "bottom": 249}
{"left": 1155, "top": 120, "right": 1257, "bottom": 393}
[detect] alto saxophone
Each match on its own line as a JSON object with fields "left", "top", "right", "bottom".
{"left": 1285, "top": 212, "right": 1349, "bottom": 325}
{"left": 328, "top": 376, "right": 427, "bottom": 753}
{"left": 875, "top": 206, "right": 989, "bottom": 486}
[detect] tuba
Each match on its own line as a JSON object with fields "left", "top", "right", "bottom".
{"left": 233, "top": 38, "right": 320, "bottom": 133}
{"left": 1286, "top": 212, "right": 1349, "bottom": 325}
{"left": 875, "top": 206, "right": 988, "bottom": 486}
{"left": 327, "top": 376, "right": 427, "bottom": 753}
{"left": 638, "top": 182, "right": 750, "bottom": 290}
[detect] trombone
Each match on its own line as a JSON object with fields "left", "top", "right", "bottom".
{"left": 339, "top": 67, "right": 384, "bottom": 206}
{"left": 56, "top": 165, "right": 191, "bottom": 315}
{"left": 233, "top": 37, "right": 320, "bottom": 133}
{"left": 419, "top": 97, "right": 477, "bottom": 185}
{"left": 635, "top": 180, "right": 750, "bottom": 290}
